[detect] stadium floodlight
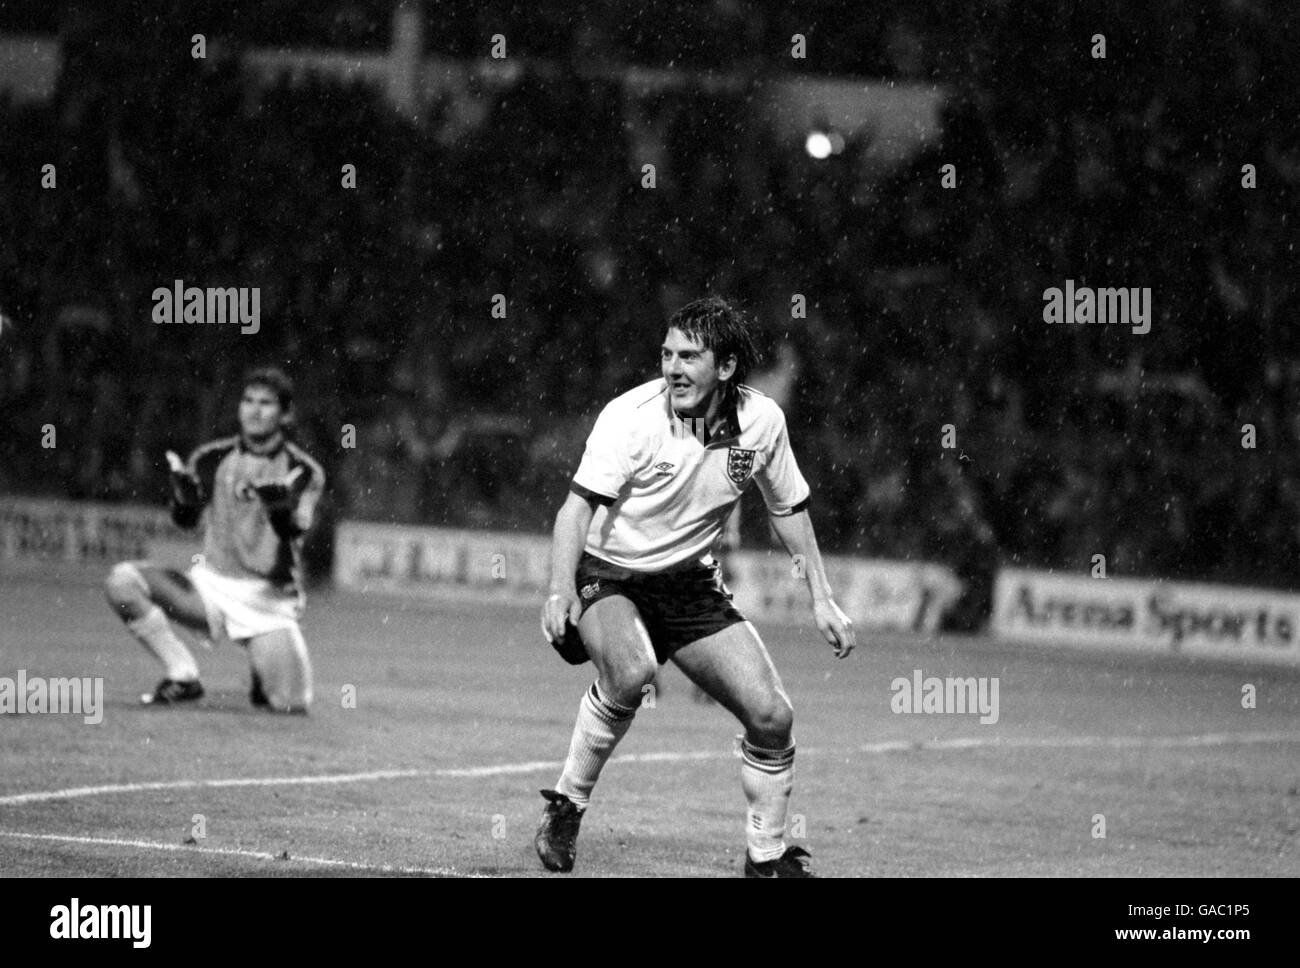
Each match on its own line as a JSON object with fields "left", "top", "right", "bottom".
{"left": 805, "top": 131, "right": 833, "bottom": 159}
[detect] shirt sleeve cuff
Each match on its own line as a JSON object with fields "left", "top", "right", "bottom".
{"left": 570, "top": 480, "right": 617, "bottom": 506}
{"left": 768, "top": 496, "right": 810, "bottom": 517}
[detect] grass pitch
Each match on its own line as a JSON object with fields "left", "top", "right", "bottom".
{"left": 1, "top": 564, "right": 1297, "bottom": 877}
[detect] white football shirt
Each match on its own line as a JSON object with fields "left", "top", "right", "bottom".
{"left": 570, "top": 379, "right": 811, "bottom": 572}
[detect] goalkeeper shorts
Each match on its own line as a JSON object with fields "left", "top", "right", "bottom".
{"left": 188, "top": 561, "right": 303, "bottom": 643}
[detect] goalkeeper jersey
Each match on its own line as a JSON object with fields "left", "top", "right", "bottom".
{"left": 173, "top": 435, "right": 325, "bottom": 593}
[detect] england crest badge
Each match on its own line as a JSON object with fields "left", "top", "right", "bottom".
{"left": 726, "top": 448, "right": 756, "bottom": 486}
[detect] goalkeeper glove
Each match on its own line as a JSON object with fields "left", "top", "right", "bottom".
{"left": 251, "top": 466, "right": 305, "bottom": 509}
{"left": 165, "top": 450, "right": 203, "bottom": 506}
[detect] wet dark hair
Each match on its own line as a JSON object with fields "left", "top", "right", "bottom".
{"left": 665, "top": 296, "right": 761, "bottom": 391}
{"left": 243, "top": 366, "right": 294, "bottom": 411}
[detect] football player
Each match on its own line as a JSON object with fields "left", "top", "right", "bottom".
{"left": 104, "top": 367, "right": 324, "bottom": 713}
{"left": 537, "top": 297, "right": 855, "bottom": 877}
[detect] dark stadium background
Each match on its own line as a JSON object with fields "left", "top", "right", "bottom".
{"left": 3, "top": 0, "right": 1296, "bottom": 630}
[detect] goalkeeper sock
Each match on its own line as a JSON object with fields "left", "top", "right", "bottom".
{"left": 126, "top": 606, "right": 200, "bottom": 683}
{"left": 740, "top": 736, "right": 796, "bottom": 862}
{"left": 554, "top": 682, "right": 638, "bottom": 809}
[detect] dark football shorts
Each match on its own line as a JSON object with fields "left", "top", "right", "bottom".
{"left": 551, "top": 552, "right": 748, "bottom": 665}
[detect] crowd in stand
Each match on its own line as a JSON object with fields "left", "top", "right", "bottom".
{"left": 2, "top": 1, "right": 1297, "bottom": 617}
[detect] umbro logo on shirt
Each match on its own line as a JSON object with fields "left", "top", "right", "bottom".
{"left": 653, "top": 462, "right": 676, "bottom": 476}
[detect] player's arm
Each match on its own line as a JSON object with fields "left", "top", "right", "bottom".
{"left": 542, "top": 402, "right": 632, "bottom": 642}
{"left": 767, "top": 508, "right": 855, "bottom": 658}
{"left": 541, "top": 489, "right": 600, "bottom": 642}
{"left": 754, "top": 406, "right": 855, "bottom": 658}
{"left": 166, "top": 449, "right": 206, "bottom": 529}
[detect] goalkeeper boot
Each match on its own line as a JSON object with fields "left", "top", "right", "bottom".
{"left": 141, "top": 678, "right": 204, "bottom": 706}
{"left": 535, "top": 789, "right": 584, "bottom": 872}
{"left": 744, "top": 845, "right": 815, "bottom": 878}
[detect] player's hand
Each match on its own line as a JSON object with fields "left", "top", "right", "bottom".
{"left": 165, "top": 450, "right": 202, "bottom": 505}
{"left": 252, "top": 466, "right": 305, "bottom": 507}
{"left": 813, "top": 598, "right": 855, "bottom": 659}
{"left": 541, "top": 589, "right": 582, "bottom": 644}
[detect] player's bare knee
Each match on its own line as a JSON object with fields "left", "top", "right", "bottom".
{"left": 263, "top": 677, "right": 311, "bottom": 714}
{"left": 745, "top": 695, "right": 794, "bottom": 747}
{"left": 105, "top": 562, "right": 149, "bottom": 613}
{"left": 267, "top": 694, "right": 310, "bottom": 715}
{"left": 603, "top": 658, "right": 658, "bottom": 706}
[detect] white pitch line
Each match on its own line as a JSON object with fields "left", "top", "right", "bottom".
{"left": 2, "top": 731, "right": 1298, "bottom": 808}
{"left": 434, "top": 759, "right": 564, "bottom": 778}
{"left": 0, "top": 830, "right": 468, "bottom": 877}
{"left": 879, "top": 731, "right": 1299, "bottom": 753}
{"left": 0, "top": 768, "right": 428, "bottom": 807}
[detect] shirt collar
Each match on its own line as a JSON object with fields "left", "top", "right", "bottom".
{"left": 711, "top": 390, "right": 742, "bottom": 443}
{"left": 668, "top": 385, "right": 742, "bottom": 446}
{"left": 239, "top": 432, "right": 286, "bottom": 457}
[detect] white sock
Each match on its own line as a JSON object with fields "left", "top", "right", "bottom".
{"left": 126, "top": 606, "right": 200, "bottom": 682}
{"left": 741, "top": 737, "right": 796, "bottom": 863}
{"left": 555, "top": 682, "right": 638, "bottom": 809}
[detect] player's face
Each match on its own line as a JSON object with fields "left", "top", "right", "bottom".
{"left": 661, "top": 327, "right": 735, "bottom": 417}
{"left": 239, "top": 385, "right": 284, "bottom": 440}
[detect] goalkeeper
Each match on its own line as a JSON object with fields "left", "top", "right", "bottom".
{"left": 104, "top": 367, "right": 325, "bottom": 712}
